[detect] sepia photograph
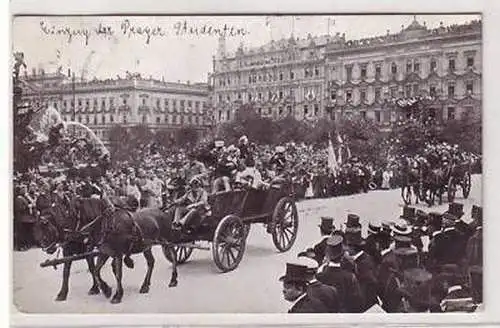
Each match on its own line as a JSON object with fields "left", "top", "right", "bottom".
{"left": 11, "top": 13, "right": 483, "bottom": 315}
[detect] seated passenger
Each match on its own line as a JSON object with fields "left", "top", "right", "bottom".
{"left": 172, "top": 177, "right": 211, "bottom": 232}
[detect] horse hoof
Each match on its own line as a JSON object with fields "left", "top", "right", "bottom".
{"left": 139, "top": 285, "right": 149, "bottom": 294}
{"left": 88, "top": 286, "right": 100, "bottom": 295}
{"left": 102, "top": 286, "right": 112, "bottom": 298}
{"left": 168, "top": 280, "right": 178, "bottom": 288}
{"left": 110, "top": 297, "right": 122, "bottom": 304}
{"left": 55, "top": 294, "right": 67, "bottom": 302}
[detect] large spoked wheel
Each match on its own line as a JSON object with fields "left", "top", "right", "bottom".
{"left": 271, "top": 197, "right": 299, "bottom": 252}
{"left": 462, "top": 171, "right": 472, "bottom": 199}
{"left": 212, "top": 215, "right": 246, "bottom": 273}
{"left": 162, "top": 245, "right": 194, "bottom": 264}
{"left": 447, "top": 176, "right": 457, "bottom": 203}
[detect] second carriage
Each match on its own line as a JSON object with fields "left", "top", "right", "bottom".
{"left": 162, "top": 181, "right": 299, "bottom": 272}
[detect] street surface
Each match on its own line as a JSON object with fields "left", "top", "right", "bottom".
{"left": 13, "top": 175, "right": 482, "bottom": 313}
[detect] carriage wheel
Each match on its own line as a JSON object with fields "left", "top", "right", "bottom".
{"left": 447, "top": 176, "right": 457, "bottom": 203}
{"left": 162, "top": 245, "right": 193, "bottom": 265}
{"left": 462, "top": 171, "right": 472, "bottom": 199}
{"left": 212, "top": 215, "right": 246, "bottom": 273}
{"left": 271, "top": 197, "right": 299, "bottom": 252}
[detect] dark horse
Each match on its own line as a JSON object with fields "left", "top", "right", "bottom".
{"left": 93, "top": 200, "right": 179, "bottom": 304}
{"left": 32, "top": 196, "right": 104, "bottom": 301}
{"left": 420, "top": 162, "right": 447, "bottom": 207}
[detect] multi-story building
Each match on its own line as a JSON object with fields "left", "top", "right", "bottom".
{"left": 211, "top": 17, "right": 482, "bottom": 126}
{"left": 21, "top": 70, "right": 212, "bottom": 142}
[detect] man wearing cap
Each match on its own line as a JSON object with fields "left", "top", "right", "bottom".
{"left": 316, "top": 235, "right": 364, "bottom": 313}
{"left": 298, "top": 217, "right": 336, "bottom": 265}
{"left": 280, "top": 261, "right": 334, "bottom": 313}
{"left": 172, "top": 176, "right": 210, "bottom": 232}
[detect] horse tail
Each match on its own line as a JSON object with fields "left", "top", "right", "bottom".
{"left": 124, "top": 255, "right": 134, "bottom": 269}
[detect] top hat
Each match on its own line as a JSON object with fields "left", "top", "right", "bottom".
{"left": 446, "top": 202, "right": 465, "bottom": 218}
{"left": 471, "top": 205, "right": 482, "bottom": 223}
{"left": 325, "top": 235, "right": 344, "bottom": 260}
{"left": 368, "top": 221, "right": 381, "bottom": 235}
{"left": 318, "top": 217, "right": 335, "bottom": 233}
{"left": 345, "top": 214, "right": 362, "bottom": 233}
{"left": 279, "top": 263, "right": 309, "bottom": 283}
{"left": 391, "top": 219, "right": 412, "bottom": 236}
{"left": 401, "top": 206, "right": 416, "bottom": 220}
{"left": 428, "top": 212, "right": 443, "bottom": 229}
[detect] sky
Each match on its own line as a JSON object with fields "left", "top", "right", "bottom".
{"left": 12, "top": 14, "right": 481, "bottom": 84}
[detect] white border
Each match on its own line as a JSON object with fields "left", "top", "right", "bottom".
{"left": 6, "top": 0, "right": 500, "bottom": 326}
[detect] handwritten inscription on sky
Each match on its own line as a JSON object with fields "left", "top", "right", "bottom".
{"left": 39, "top": 19, "right": 250, "bottom": 46}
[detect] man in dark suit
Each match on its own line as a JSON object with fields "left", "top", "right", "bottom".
{"left": 279, "top": 263, "right": 330, "bottom": 313}
{"left": 298, "top": 216, "right": 336, "bottom": 265}
{"left": 364, "top": 221, "right": 382, "bottom": 265}
{"left": 316, "top": 235, "right": 364, "bottom": 313}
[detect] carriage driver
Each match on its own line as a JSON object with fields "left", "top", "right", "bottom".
{"left": 172, "top": 176, "right": 211, "bottom": 232}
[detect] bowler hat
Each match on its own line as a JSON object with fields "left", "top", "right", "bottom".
{"left": 401, "top": 206, "right": 416, "bottom": 220}
{"left": 279, "top": 263, "right": 309, "bottom": 283}
{"left": 318, "top": 217, "right": 334, "bottom": 232}
{"left": 325, "top": 235, "right": 344, "bottom": 260}
{"left": 445, "top": 202, "right": 465, "bottom": 218}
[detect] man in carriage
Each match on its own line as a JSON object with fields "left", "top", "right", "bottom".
{"left": 172, "top": 176, "right": 211, "bottom": 232}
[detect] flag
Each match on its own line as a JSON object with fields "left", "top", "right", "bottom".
{"left": 327, "top": 136, "right": 338, "bottom": 176}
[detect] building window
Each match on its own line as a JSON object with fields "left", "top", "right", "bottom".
{"left": 304, "top": 68, "right": 309, "bottom": 78}
{"left": 156, "top": 99, "right": 161, "bottom": 108}
{"left": 278, "top": 106, "right": 283, "bottom": 116}
{"left": 375, "top": 87, "right": 381, "bottom": 101}
{"left": 346, "top": 66, "right": 352, "bottom": 81}
{"left": 390, "top": 86, "right": 397, "bottom": 98}
{"left": 156, "top": 117, "right": 161, "bottom": 124}
{"left": 448, "top": 58, "right": 455, "bottom": 71}
{"left": 248, "top": 94, "right": 252, "bottom": 102}
{"left": 406, "top": 61, "right": 412, "bottom": 73}
{"left": 188, "top": 100, "right": 192, "bottom": 108}
{"left": 102, "top": 115, "right": 106, "bottom": 124}
{"left": 227, "top": 110, "right": 231, "bottom": 120}
{"left": 123, "top": 115, "right": 127, "bottom": 123}
{"left": 238, "top": 93, "right": 242, "bottom": 100}
{"left": 303, "top": 105, "right": 308, "bottom": 116}
{"left": 360, "top": 111, "right": 366, "bottom": 119}
{"left": 346, "top": 90, "right": 353, "bottom": 102}
{"left": 63, "top": 100, "right": 67, "bottom": 109}
{"left": 447, "top": 107, "right": 455, "bottom": 120}
{"left": 414, "top": 61, "right": 420, "bottom": 73}
{"left": 164, "top": 98, "right": 169, "bottom": 109}
{"left": 86, "top": 116, "right": 90, "bottom": 124}
{"left": 430, "top": 85, "right": 436, "bottom": 97}
{"left": 258, "top": 93, "right": 262, "bottom": 101}
{"left": 101, "top": 99, "right": 106, "bottom": 110}
{"left": 142, "top": 98, "right": 146, "bottom": 105}
{"left": 360, "top": 90, "right": 366, "bottom": 102}
{"left": 466, "top": 80, "right": 474, "bottom": 94}
{"left": 109, "top": 98, "right": 114, "bottom": 108}
{"left": 330, "top": 90, "right": 337, "bottom": 101}
{"left": 430, "top": 59, "right": 437, "bottom": 72}
{"left": 413, "top": 84, "right": 419, "bottom": 95}
{"left": 248, "top": 76, "right": 252, "bottom": 84}
{"left": 142, "top": 115, "right": 147, "bottom": 123}
{"left": 375, "top": 65, "right": 381, "bottom": 79}
{"left": 94, "top": 116, "right": 98, "bottom": 125}
{"left": 123, "top": 98, "right": 127, "bottom": 105}
{"left": 279, "top": 91, "right": 283, "bottom": 99}
{"left": 78, "top": 99, "right": 82, "bottom": 107}
{"left": 110, "top": 115, "right": 114, "bottom": 123}
{"left": 467, "top": 56, "right": 474, "bottom": 68}
{"left": 405, "top": 85, "right": 412, "bottom": 97}
{"left": 391, "top": 62, "right": 397, "bottom": 74}
{"left": 287, "top": 105, "right": 292, "bottom": 115}
{"left": 53, "top": 102, "right": 58, "bottom": 109}
{"left": 279, "top": 72, "right": 283, "bottom": 81}
{"left": 314, "top": 67, "right": 320, "bottom": 76}
{"left": 314, "top": 104, "right": 319, "bottom": 115}
{"left": 448, "top": 83, "right": 455, "bottom": 97}
{"left": 360, "top": 66, "right": 367, "bottom": 79}
{"left": 375, "top": 111, "right": 381, "bottom": 123}
{"left": 290, "top": 71, "right": 295, "bottom": 80}
{"left": 218, "top": 95, "right": 223, "bottom": 102}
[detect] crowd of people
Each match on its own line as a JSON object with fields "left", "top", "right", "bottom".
{"left": 281, "top": 203, "right": 482, "bottom": 313}
{"left": 13, "top": 131, "right": 480, "bottom": 250}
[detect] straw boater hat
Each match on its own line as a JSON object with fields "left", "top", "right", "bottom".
{"left": 367, "top": 221, "right": 381, "bottom": 235}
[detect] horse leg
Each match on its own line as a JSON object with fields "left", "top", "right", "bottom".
{"left": 110, "top": 256, "right": 124, "bottom": 304}
{"left": 140, "top": 248, "right": 154, "bottom": 293}
{"left": 86, "top": 255, "right": 100, "bottom": 295}
{"left": 55, "top": 251, "right": 72, "bottom": 301}
{"left": 94, "top": 253, "right": 112, "bottom": 298}
{"left": 167, "top": 245, "right": 178, "bottom": 288}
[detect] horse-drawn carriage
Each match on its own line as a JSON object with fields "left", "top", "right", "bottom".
{"left": 162, "top": 182, "right": 299, "bottom": 272}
